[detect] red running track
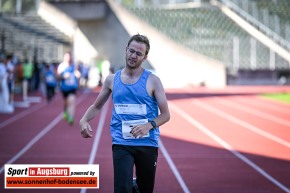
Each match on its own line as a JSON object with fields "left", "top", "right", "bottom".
{"left": 0, "top": 86, "right": 290, "bottom": 193}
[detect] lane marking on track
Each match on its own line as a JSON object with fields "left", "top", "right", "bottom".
{"left": 238, "top": 97, "right": 290, "bottom": 114}
{"left": 0, "top": 93, "right": 89, "bottom": 174}
{"left": 0, "top": 103, "right": 46, "bottom": 130}
{"left": 169, "top": 102, "right": 290, "bottom": 193}
{"left": 259, "top": 97, "right": 290, "bottom": 108}
{"left": 193, "top": 100, "right": 290, "bottom": 149}
{"left": 215, "top": 97, "right": 290, "bottom": 127}
{"left": 0, "top": 94, "right": 64, "bottom": 130}
{"left": 80, "top": 100, "right": 110, "bottom": 193}
{"left": 87, "top": 100, "right": 110, "bottom": 164}
{"left": 81, "top": 100, "right": 190, "bottom": 193}
{"left": 159, "top": 139, "right": 191, "bottom": 193}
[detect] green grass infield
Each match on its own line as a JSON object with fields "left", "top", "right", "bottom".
{"left": 261, "top": 92, "right": 290, "bottom": 104}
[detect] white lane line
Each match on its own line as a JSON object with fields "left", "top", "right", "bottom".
{"left": 193, "top": 100, "right": 290, "bottom": 149}
{"left": 169, "top": 102, "right": 290, "bottom": 193}
{"left": 159, "top": 139, "right": 191, "bottom": 193}
{"left": 237, "top": 97, "right": 290, "bottom": 114}
{"left": 215, "top": 97, "right": 290, "bottom": 127}
{"left": 0, "top": 93, "right": 88, "bottom": 174}
{"left": 259, "top": 97, "right": 290, "bottom": 108}
{"left": 0, "top": 103, "right": 46, "bottom": 130}
{"left": 80, "top": 100, "right": 110, "bottom": 193}
{"left": 0, "top": 114, "right": 62, "bottom": 175}
{"left": 87, "top": 100, "right": 110, "bottom": 164}
{"left": 81, "top": 100, "right": 191, "bottom": 193}
{"left": 0, "top": 94, "right": 64, "bottom": 130}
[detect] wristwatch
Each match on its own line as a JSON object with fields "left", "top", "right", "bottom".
{"left": 150, "top": 120, "right": 157, "bottom": 128}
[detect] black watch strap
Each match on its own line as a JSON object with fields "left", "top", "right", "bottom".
{"left": 150, "top": 120, "right": 157, "bottom": 128}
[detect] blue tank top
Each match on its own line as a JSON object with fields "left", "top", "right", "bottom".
{"left": 110, "top": 69, "right": 160, "bottom": 147}
{"left": 60, "top": 65, "right": 78, "bottom": 91}
{"left": 45, "top": 70, "right": 57, "bottom": 87}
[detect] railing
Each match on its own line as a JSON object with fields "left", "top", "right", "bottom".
{"left": 218, "top": 0, "right": 290, "bottom": 50}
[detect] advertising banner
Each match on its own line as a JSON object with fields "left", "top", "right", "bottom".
{"left": 4, "top": 164, "right": 99, "bottom": 189}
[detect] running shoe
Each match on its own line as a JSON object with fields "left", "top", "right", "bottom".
{"left": 68, "top": 116, "right": 74, "bottom": 125}
{"left": 63, "top": 111, "right": 69, "bottom": 121}
{"left": 132, "top": 178, "right": 140, "bottom": 193}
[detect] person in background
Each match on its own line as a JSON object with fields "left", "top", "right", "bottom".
{"left": 15, "top": 61, "right": 23, "bottom": 86}
{"left": 43, "top": 63, "right": 57, "bottom": 103}
{"left": 57, "top": 52, "right": 81, "bottom": 125}
{"left": 33, "top": 61, "right": 41, "bottom": 92}
{"left": 78, "top": 61, "right": 90, "bottom": 89}
{"left": 96, "top": 56, "right": 105, "bottom": 87}
{"left": 79, "top": 34, "right": 170, "bottom": 193}
{"left": 0, "top": 55, "right": 14, "bottom": 113}
{"left": 22, "top": 59, "right": 34, "bottom": 101}
{"left": 4, "top": 54, "right": 15, "bottom": 103}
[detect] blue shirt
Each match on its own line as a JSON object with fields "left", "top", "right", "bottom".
{"left": 110, "top": 69, "right": 159, "bottom": 147}
{"left": 60, "top": 65, "right": 78, "bottom": 91}
{"left": 45, "top": 70, "right": 57, "bottom": 87}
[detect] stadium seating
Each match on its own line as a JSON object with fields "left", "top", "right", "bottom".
{"left": 235, "top": 0, "right": 290, "bottom": 38}
{"left": 0, "top": 13, "right": 71, "bottom": 63}
{"left": 121, "top": 0, "right": 290, "bottom": 72}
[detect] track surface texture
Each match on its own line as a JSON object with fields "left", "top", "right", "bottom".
{"left": 1, "top": 86, "right": 290, "bottom": 193}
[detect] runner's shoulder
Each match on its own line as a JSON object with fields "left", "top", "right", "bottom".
{"left": 103, "top": 73, "right": 115, "bottom": 89}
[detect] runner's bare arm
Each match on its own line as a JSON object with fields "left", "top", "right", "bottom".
{"left": 152, "top": 75, "right": 170, "bottom": 127}
{"left": 79, "top": 74, "right": 114, "bottom": 138}
{"left": 131, "top": 74, "right": 170, "bottom": 138}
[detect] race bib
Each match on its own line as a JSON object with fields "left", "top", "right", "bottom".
{"left": 64, "top": 74, "right": 77, "bottom": 86}
{"left": 46, "top": 74, "right": 56, "bottom": 84}
{"left": 115, "top": 104, "right": 146, "bottom": 115}
{"left": 122, "top": 119, "right": 149, "bottom": 139}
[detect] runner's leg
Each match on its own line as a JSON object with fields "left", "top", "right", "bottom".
{"left": 112, "top": 145, "right": 134, "bottom": 193}
{"left": 135, "top": 146, "right": 158, "bottom": 193}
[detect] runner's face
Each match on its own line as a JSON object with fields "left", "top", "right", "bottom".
{"left": 64, "top": 53, "right": 72, "bottom": 64}
{"left": 126, "top": 41, "right": 147, "bottom": 69}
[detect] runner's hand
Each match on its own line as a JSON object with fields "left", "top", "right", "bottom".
{"left": 130, "top": 123, "right": 151, "bottom": 138}
{"left": 80, "top": 121, "right": 92, "bottom": 138}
